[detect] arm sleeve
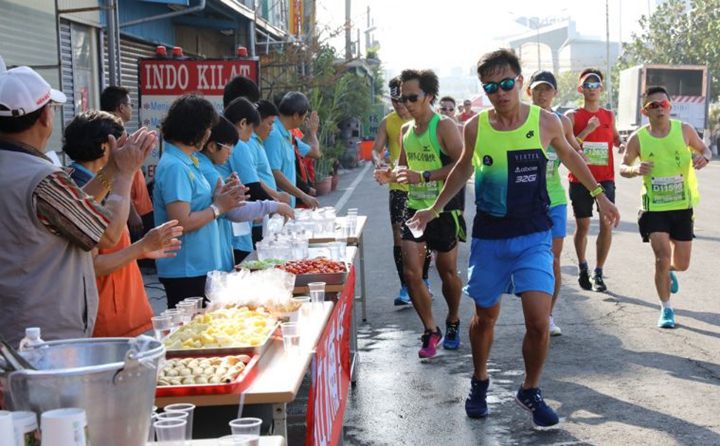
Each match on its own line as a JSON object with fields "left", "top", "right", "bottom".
{"left": 224, "top": 200, "right": 278, "bottom": 222}
{"left": 159, "top": 163, "right": 194, "bottom": 204}
{"left": 34, "top": 171, "right": 112, "bottom": 251}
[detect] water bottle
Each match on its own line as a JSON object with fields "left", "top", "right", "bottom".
{"left": 18, "top": 327, "right": 44, "bottom": 351}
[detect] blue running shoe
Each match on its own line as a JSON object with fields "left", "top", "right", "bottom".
{"left": 424, "top": 278, "right": 434, "bottom": 299}
{"left": 515, "top": 386, "right": 559, "bottom": 428}
{"left": 394, "top": 286, "right": 411, "bottom": 306}
{"left": 670, "top": 271, "right": 679, "bottom": 294}
{"left": 658, "top": 307, "right": 675, "bottom": 328}
{"left": 443, "top": 320, "right": 460, "bottom": 350}
{"left": 465, "top": 377, "right": 490, "bottom": 418}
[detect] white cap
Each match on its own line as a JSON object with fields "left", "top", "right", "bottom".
{"left": 0, "top": 65, "right": 66, "bottom": 117}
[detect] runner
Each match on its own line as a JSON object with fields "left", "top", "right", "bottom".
{"left": 619, "top": 86, "right": 711, "bottom": 328}
{"left": 459, "top": 99, "right": 475, "bottom": 122}
{"left": 566, "top": 68, "right": 624, "bottom": 292}
{"left": 374, "top": 69, "right": 466, "bottom": 357}
{"left": 439, "top": 96, "right": 464, "bottom": 132}
{"left": 408, "top": 49, "right": 620, "bottom": 427}
{"left": 371, "top": 76, "right": 433, "bottom": 306}
{"left": 526, "top": 70, "right": 583, "bottom": 336}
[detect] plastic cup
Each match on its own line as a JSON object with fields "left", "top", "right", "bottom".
{"left": 11, "top": 411, "right": 39, "bottom": 446}
{"left": 0, "top": 411, "right": 14, "bottom": 446}
{"left": 308, "top": 282, "right": 326, "bottom": 306}
{"left": 177, "top": 302, "right": 195, "bottom": 324}
{"left": 281, "top": 322, "right": 301, "bottom": 355}
{"left": 229, "top": 417, "right": 262, "bottom": 442}
{"left": 41, "top": 408, "right": 89, "bottom": 446}
{"left": 347, "top": 208, "right": 358, "bottom": 216}
{"left": 406, "top": 219, "right": 424, "bottom": 239}
{"left": 162, "top": 309, "right": 183, "bottom": 328}
{"left": 154, "top": 418, "right": 187, "bottom": 445}
{"left": 148, "top": 413, "right": 157, "bottom": 443}
{"left": 217, "top": 434, "right": 258, "bottom": 445}
{"left": 152, "top": 315, "right": 172, "bottom": 341}
{"left": 164, "top": 403, "right": 195, "bottom": 439}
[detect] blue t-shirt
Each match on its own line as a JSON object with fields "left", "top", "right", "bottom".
{"left": 153, "top": 143, "right": 223, "bottom": 278}
{"left": 250, "top": 133, "right": 277, "bottom": 191}
{"left": 217, "top": 139, "right": 259, "bottom": 187}
{"left": 264, "top": 118, "right": 298, "bottom": 206}
{"left": 196, "top": 152, "right": 235, "bottom": 272}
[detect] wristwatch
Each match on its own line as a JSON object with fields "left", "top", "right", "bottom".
{"left": 422, "top": 170, "right": 432, "bottom": 182}
{"left": 210, "top": 204, "right": 221, "bottom": 219}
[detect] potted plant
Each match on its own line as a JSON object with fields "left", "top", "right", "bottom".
{"left": 314, "top": 157, "right": 333, "bottom": 196}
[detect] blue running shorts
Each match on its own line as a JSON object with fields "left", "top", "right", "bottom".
{"left": 549, "top": 204, "right": 567, "bottom": 239}
{"left": 464, "top": 230, "right": 554, "bottom": 308}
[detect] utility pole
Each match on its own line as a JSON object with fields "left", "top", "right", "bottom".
{"left": 345, "top": 0, "right": 352, "bottom": 60}
{"left": 605, "top": 0, "right": 612, "bottom": 109}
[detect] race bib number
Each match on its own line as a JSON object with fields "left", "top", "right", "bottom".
{"left": 651, "top": 175, "right": 685, "bottom": 204}
{"left": 546, "top": 152, "right": 558, "bottom": 178}
{"left": 409, "top": 181, "right": 440, "bottom": 202}
{"left": 583, "top": 141, "right": 609, "bottom": 166}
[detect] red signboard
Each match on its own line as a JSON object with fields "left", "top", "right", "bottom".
{"left": 306, "top": 268, "right": 355, "bottom": 446}
{"left": 139, "top": 59, "right": 258, "bottom": 95}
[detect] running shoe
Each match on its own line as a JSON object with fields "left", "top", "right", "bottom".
{"left": 424, "top": 278, "right": 434, "bottom": 299}
{"left": 592, "top": 271, "right": 607, "bottom": 292}
{"left": 465, "top": 376, "right": 490, "bottom": 418}
{"left": 670, "top": 271, "right": 679, "bottom": 294}
{"left": 578, "top": 267, "right": 592, "bottom": 290}
{"left": 549, "top": 316, "right": 562, "bottom": 337}
{"left": 418, "top": 327, "right": 443, "bottom": 358}
{"left": 443, "top": 320, "right": 461, "bottom": 350}
{"left": 658, "top": 308, "right": 675, "bottom": 328}
{"left": 515, "top": 386, "right": 560, "bottom": 428}
{"left": 394, "top": 286, "right": 412, "bottom": 306}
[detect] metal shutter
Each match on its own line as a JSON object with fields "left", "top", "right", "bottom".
{"left": 59, "top": 20, "right": 75, "bottom": 130}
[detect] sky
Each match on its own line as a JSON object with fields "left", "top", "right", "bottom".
{"left": 315, "top": 0, "right": 658, "bottom": 74}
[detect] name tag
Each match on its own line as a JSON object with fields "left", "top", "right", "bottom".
{"left": 232, "top": 221, "right": 251, "bottom": 236}
{"left": 583, "top": 141, "right": 609, "bottom": 166}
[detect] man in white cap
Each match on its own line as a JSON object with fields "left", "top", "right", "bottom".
{"left": 0, "top": 59, "right": 157, "bottom": 345}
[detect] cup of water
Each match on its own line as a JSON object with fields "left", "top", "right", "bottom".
{"left": 151, "top": 315, "right": 172, "bottom": 341}
{"left": 406, "top": 219, "right": 424, "bottom": 239}
{"left": 308, "top": 282, "right": 326, "bottom": 306}
{"left": 281, "top": 323, "right": 301, "bottom": 355}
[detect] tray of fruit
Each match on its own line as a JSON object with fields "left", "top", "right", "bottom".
{"left": 275, "top": 258, "right": 348, "bottom": 287}
{"left": 155, "top": 354, "right": 260, "bottom": 397}
{"left": 163, "top": 307, "right": 278, "bottom": 357}
{"left": 237, "top": 258, "right": 287, "bottom": 271}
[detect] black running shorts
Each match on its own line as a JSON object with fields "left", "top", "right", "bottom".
{"left": 569, "top": 180, "right": 616, "bottom": 219}
{"left": 402, "top": 208, "right": 466, "bottom": 253}
{"left": 638, "top": 209, "right": 694, "bottom": 243}
{"left": 389, "top": 190, "right": 409, "bottom": 225}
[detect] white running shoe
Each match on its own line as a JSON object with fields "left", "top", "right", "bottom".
{"left": 549, "top": 316, "right": 562, "bottom": 337}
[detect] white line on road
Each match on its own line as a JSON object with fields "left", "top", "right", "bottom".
{"left": 333, "top": 162, "right": 372, "bottom": 212}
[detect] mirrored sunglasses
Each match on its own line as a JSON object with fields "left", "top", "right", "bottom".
{"left": 482, "top": 76, "right": 519, "bottom": 95}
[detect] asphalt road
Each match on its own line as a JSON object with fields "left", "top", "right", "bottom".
{"left": 330, "top": 157, "right": 720, "bottom": 446}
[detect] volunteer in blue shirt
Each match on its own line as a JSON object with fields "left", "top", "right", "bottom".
{"left": 153, "top": 94, "right": 247, "bottom": 308}
{"left": 265, "top": 92, "right": 320, "bottom": 208}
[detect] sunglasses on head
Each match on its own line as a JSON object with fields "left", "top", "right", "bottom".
{"left": 582, "top": 81, "right": 602, "bottom": 89}
{"left": 644, "top": 100, "right": 671, "bottom": 110}
{"left": 399, "top": 92, "right": 426, "bottom": 103}
{"left": 441, "top": 106, "right": 455, "bottom": 112}
{"left": 482, "top": 76, "right": 519, "bottom": 95}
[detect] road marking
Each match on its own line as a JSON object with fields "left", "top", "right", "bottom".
{"left": 333, "top": 162, "right": 372, "bottom": 212}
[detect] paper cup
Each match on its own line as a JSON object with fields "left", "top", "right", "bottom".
{"left": 40, "top": 408, "right": 89, "bottom": 446}
{"left": 11, "top": 411, "right": 40, "bottom": 446}
{"left": 0, "top": 411, "right": 14, "bottom": 445}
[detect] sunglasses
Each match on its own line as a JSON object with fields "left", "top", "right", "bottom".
{"left": 582, "top": 81, "right": 602, "bottom": 89}
{"left": 440, "top": 107, "right": 455, "bottom": 112}
{"left": 644, "top": 100, "right": 671, "bottom": 110}
{"left": 399, "top": 92, "right": 426, "bottom": 103}
{"left": 482, "top": 76, "right": 519, "bottom": 95}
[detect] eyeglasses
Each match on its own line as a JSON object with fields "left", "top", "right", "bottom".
{"left": 218, "top": 143, "right": 234, "bottom": 151}
{"left": 582, "top": 81, "right": 602, "bottom": 90}
{"left": 643, "top": 100, "right": 671, "bottom": 110}
{"left": 440, "top": 107, "right": 455, "bottom": 112}
{"left": 399, "top": 92, "right": 426, "bottom": 103}
{"left": 482, "top": 76, "right": 519, "bottom": 95}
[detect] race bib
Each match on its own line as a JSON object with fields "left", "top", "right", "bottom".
{"left": 583, "top": 141, "right": 609, "bottom": 166}
{"left": 409, "top": 180, "right": 440, "bottom": 202}
{"left": 651, "top": 175, "right": 685, "bottom": 204}
{"left": 546, "top": 152, "right": 558, "bottom": 178}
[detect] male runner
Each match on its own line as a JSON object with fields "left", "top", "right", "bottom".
{"left": 526, "top": 71, "right": 583, "bottom": 336}
{"left": 372, "top": 76, "right": 433, "bottom": 306}
{"left": 620, "top": 86, "right": 710, "bottom": 328}
{"left": 459, "top": 99, "right": 475, "bottom": 122}
{"left": 374, "top": 69, "right": 465, "bottom": 357}
{"left": 409, "top": 49, "right": 620, "bottom": 427}
{"left": 566, "top": 68, "right": 624, "bottom": 292}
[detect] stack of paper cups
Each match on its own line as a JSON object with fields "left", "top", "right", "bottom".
{"left": 41, "top": 408, "right": 89, "bottom": 446}
{"left": 11, "top": 411, "right": 39, "bottom": 446}
{"left": 0, "top": 411, "right": 14, "bottom": 445}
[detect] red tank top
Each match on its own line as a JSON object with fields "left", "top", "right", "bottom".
{"left": 569, "top": 107, "right": 615, "bottom": 183}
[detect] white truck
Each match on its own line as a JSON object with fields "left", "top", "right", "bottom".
{"left": 617, "top": 64, "right": 710, "bottom": 138}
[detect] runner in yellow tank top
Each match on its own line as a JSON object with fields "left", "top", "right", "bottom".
{"left": 620, "top": 86, "right": 711, "bottom": 329}
{"left": 371, "top": 76, "right": 433, "bottom": 306}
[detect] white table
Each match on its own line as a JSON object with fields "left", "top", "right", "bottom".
{"left": 150, "top": 437, "right": 284, "bottom": 445}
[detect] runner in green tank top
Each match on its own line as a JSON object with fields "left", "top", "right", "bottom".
{"left": 408, "top": 49, "right": 620, "bottom": 428}
{"left": 620, "top": 86, "right": 711, "bottom": 329}
{"left": 374, "top": 69, "right": 465, "bottom": 359}
{"left": 527, "top": 71, "right": 583, "bottom": 337}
